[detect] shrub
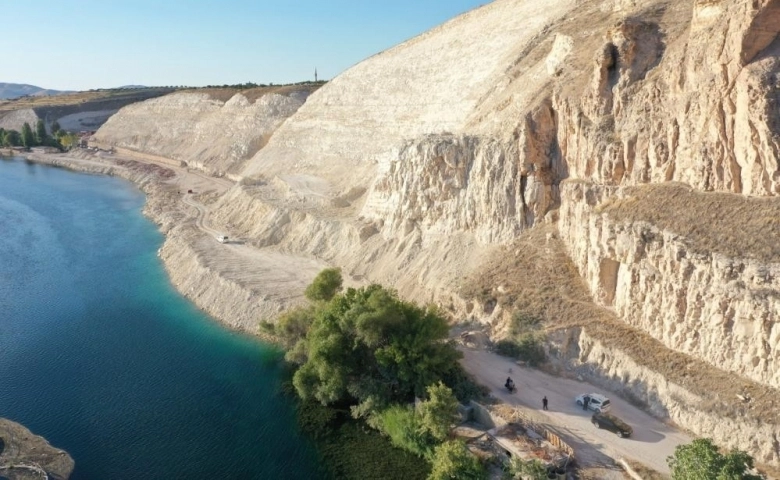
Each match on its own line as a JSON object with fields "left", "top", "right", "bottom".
{"left": 495, "top": 333, "right": 545, "bottom": 366}
{"left": 428, "top": 441, "right": 486, "bottom": 480}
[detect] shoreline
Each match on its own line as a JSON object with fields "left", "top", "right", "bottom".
{"left": 8, "top": 151, "right": 780, "bottom": 476}
{"left": 5, "top": 150, "right": 300, "bottom": 337}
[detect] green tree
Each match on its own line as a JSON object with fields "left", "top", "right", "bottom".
{"left": 21, "top": 122, "right": 35, "bottom": 147}
{"left": 372, "top": 383, "right": 458, "bottom": 458}
{"left": 374, "top": 405, "right": 430, "bottom": 457}
{"left": 667, "top": 438, "right": 762, "bottom": 480}
{"left": 4, "top": 129, "right": 21, "bottom": 147}
{"left": 51, "top": 121, "right": 61, "bottom": 135}
{"left": 428, "top": 441, "right": 486, "bottom": 480}
{"left": 418, "top": 382, "right": 458, "bottom": 442}
{"left": 304, "top": 267, "right": 343, "bottom": 302}
{"left": 292, "top": 283, "right": 461, "bottom": 414}
{"left": 35, "top": 119, "right": 47, "bottom": 145}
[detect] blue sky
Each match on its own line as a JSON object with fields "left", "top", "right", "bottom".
{"left": 5, "top": 0, "right": 487, "bottom": 90}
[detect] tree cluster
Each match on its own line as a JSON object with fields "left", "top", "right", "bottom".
{"left": 271, "top": 268, "right": 488, "bottom": 480}
{"left": 1, "top": 120, "right": 72, "bottom": 150}
{"left": 667, "top": 438, "right": 763, "bottom": 480}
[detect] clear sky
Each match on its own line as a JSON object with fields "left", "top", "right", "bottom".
{"left": 4, "top": 0, "right": 488, "bottom": 91}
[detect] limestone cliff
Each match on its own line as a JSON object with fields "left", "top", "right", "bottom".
{"left": 92, "top": 0, "right": 780, "bottom": 468}
{"left": 93, "top": 87, "right": 317, "bottom": 178}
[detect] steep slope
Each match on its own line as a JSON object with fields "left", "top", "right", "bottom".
{"left": 91, "top": 0, "right": 780, "bottom": 468}
{"left": 93, "top": 86, "right": 318, "bottom": 177}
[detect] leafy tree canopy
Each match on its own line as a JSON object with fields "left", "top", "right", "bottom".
{"left": 304, "top": 267, "right": 343, "bottom": 302}
{"left": 667, "top": 438, "right": 762, "bottom": 480}
{"left": 21, "top": 122, "right": 35, "bottom": 147}
{"left": 428, "top": 440, "right": 486, "bottom": 480}
{"left": 418, "top": 382, "right": 458, "bottom": 442}
{"left": 292, "top": 283, "right": 462, "bottom": 414}
{"left": 35, "top": 119, "right": 47, "bottom": 143}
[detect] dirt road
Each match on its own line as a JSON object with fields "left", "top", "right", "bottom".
{"left": 460, "top": 347, "right": 692, "bottom": 475}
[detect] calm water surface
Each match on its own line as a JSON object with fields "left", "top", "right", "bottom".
{"left": 0, "top": 157, "right": 320, "bottom": 479}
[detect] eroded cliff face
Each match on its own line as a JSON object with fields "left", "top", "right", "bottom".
{"left": 91, "top": 0, "right": 780, "bottom": 468}
{"left": 560, "top": 182, "right": 780, "bottom": 389}
{"left": 93, "top": 90, "right": 312, "bottom": 178}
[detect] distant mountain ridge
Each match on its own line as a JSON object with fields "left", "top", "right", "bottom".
{"left": 0, "top": 82, "right": 72, "bottom": 100}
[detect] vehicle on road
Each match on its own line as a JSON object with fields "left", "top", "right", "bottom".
{"left": 592, "top": 412, "right": 633, "bottom": 438}
{"left": 216, "top": 235, "right": 228, "bottom": 243}
{"left": 575, "top": 393, "right": 611, "bottom": 413}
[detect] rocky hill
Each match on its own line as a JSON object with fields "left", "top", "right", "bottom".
{"left": 92, "top": 85, "right": 321, "bottom": 178}
{"left": 0, "top": 82, "right": 71, "bottom": 100}
{"left": 0, "top": 88, "right": 173, "bottom": 133}
{"left": 92, "top": 0, "right": 780, "bottom": 469}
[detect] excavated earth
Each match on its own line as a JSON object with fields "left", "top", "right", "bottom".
{"left": 58, "top": 0, "right": 780, "bottom": 472}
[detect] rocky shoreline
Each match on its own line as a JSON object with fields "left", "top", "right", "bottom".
{"left": 0, "top": 418, "right": 74, "bottom": 480}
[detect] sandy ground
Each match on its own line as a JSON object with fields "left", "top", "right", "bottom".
{"left": 460, "top": 346, "right": 692, "bottom": 475}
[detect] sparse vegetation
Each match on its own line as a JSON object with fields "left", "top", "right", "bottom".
{"left": 597, "top": 183, "right": 780, "bottom": 262}
{"left": 461, "top": 225, "right": 780, "bottom": 426}
{"left": 504, "top": 457, "right": 549, "bottom": 480}
{"left": 428, "top": 440, "right": 487, "bottom": 480}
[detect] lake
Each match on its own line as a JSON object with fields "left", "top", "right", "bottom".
{"left": 0, "top": 157, "right": 320, "bottom": 479}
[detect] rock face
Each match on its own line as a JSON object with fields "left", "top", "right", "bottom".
{"left": 94, "top": 0, "right": 780, "bottom": 468}
{"left": 0, "top": 418, "right": 74, "bottom": 480}
{"left": 93, "top": 89, "right": 315, "bottom": 178}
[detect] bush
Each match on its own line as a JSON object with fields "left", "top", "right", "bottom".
{"left": 667, "top": 438, "right": 762, "bottom": 480}
{"left": 297, "top": 399, "right": 430, "bottom": 480}
{"left": 428, "top": 441, "right": 486, "bottom": 480}
{"left": 509, "top": 311, "right": 541, "bottom": 336}
{"left": 495, "top": 333, "right": 545, "bottom": 366}
{"left": 375, "top": 405, "right": 431, "bottom": 457}
{"left": 504, "top": 457, "right": 548, "bottom": 480}
{"left": 304, "top": 268, "right": 343, "bottom": 302}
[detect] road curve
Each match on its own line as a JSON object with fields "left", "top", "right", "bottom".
{"left": 460, "top": 347, "right": 692, "bottom": 474}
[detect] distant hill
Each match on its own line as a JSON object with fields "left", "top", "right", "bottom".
{"left": 0, "top": 82, "right": 72, "bottom": 100}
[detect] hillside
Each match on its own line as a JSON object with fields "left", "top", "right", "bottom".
{"left": 0, "top": 82, "right": 71, "bottom": 99}
{"left": 92, "top": 84, "right": 323, "bottom": 178}
{"left": 0, "top": 87, "right": 173, "bottom": 133}
{"left": 89, "top": 0, "right": 780, "bottom": 470}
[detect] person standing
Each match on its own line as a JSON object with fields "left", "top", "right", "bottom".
{"left": 583, "top": 396, "right": 590, "bottom": 411}
{"left": 542, "top": 396, "right": 548, "bottom": 410}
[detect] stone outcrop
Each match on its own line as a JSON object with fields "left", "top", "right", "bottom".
{"left": 0, "top": 418, "right": 74, "bottom": 480}
{"left": 91, "top": 0, "right": 780, "bottom": 468}
{"left": 560, "top": 182, "right": 780, "bottom": 389}
{"left": 93, "top": 89, "right": 315, "bottom": 178}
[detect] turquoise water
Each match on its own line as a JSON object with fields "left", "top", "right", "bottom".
{"left": 0, "top": 157, "right": 321, "bottom": 479}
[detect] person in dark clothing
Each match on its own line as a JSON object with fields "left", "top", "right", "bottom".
{"left": 542, "top": 396, "right": 548, "bottom": 410}
{"left": 583, "top": 396, "right": 590, "bottom": 411}
{"left": 505, "top": 377, "right": 515, "bottom": 392}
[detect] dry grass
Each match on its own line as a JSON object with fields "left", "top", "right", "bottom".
{"left": 623, "top": 459, "right": 668, "bottom": 480}
{"left": 598, "top": 183, "right": 780, "bottom": 263}
{"left": 461, "top": 225, "right": 780, "bottom": 424}
{"left": 0, "top": 88, "right": 172, "bottom": 112}
{"left": 179, "top": 84, "right": 324, "bottom": 103}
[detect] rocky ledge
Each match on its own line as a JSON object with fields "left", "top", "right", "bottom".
{"left": 0, "top": 418, "right": 74, "bottom": 480}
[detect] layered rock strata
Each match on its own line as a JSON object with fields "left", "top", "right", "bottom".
{"left": 93, "top": 89, "right": 315, "bottom": 178}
